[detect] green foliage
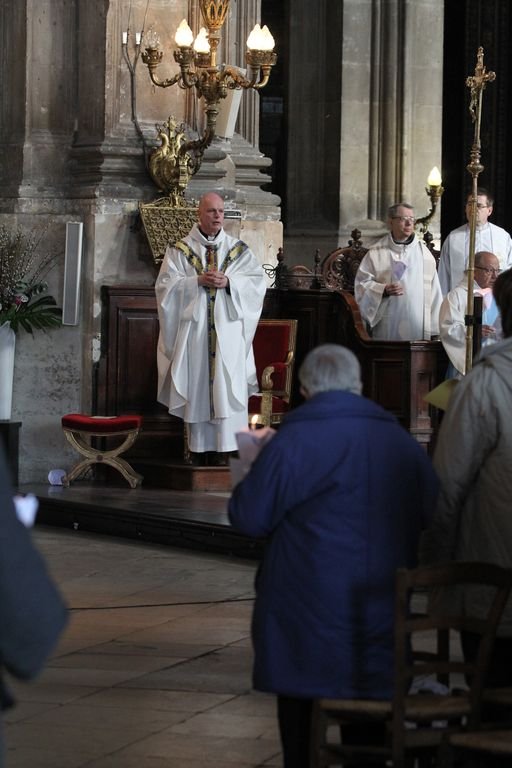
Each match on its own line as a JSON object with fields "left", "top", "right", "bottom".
{"left": 0, "top": 224, "right": 62, "bottom": 334}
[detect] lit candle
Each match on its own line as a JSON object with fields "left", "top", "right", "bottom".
{"left": 122, "top": 31, "right": 128, "bottom": 45}
{"left": 135, "top": 32, "right": 141, "bottom": 46}
{"left": 261, "top": 25, "right": 275, "bottom": 50}
{"left": 250, "top": 415, "right": 259, "bottom": 431}
{"left": 175, "top": 19, "right": 194, "bottom": 48}
{"left": 193, "top": 27, "right": 210, "bottom": 54}
{"left": 427, "top": 166, "right": 442, "bottom": 187}
{"left": 247, "top": 23, "right": 275, "bottom": 51}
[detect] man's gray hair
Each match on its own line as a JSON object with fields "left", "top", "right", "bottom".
{"left": 299, "top": 344, "right": 363, "bottom": 396}
{"left": 388, "top": 202, "right": 414, "bottom": 218}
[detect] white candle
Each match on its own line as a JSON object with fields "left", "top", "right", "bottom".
{"left": 135, "top": 32, "right": 141, "bottom": 46}
{"left": 175, "top": 19, "right": 194, "bottom": 48}
{"left": 247, "top": 23, "right": 275, "bottom": 51}
{"left": 193, "top": 27, "right": 210, "bottom": 54}
{"left": 427, "top": 166, "right": 442, "bottom": 187}
{"left": 122, "top": 32, "right": 128, "bottom": 45}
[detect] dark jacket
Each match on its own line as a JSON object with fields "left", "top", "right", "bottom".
{"left": 229, "top": 391, "right": 438, "bottom": 700}
{"left": 423, "top": 336, "right": 512, "bottom": 635}
{"left": 0, "top": 445, "right": 68, "bottom": 759}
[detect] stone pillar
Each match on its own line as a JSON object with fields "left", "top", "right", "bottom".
{"left": 285, "top": 0, "right": 342, "bottom": 238}
{"left": 284, "top": 0, "right": 444, "bottom": 263}
{"left": 0, "top": 0, "right": 78, "bottom": 200}
{"left": 350, "top": 0, "right": 444, "bottom": 243}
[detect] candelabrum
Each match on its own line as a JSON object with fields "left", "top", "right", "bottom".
{"left": 414, "top": 166, "right": 444, "bottom": 234}
{"left": 138, "top": 0, "right": 277, "bottom": 200}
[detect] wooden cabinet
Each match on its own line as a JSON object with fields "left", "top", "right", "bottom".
{"left": 97, "top": 286, "right": 184, "bottom": 460}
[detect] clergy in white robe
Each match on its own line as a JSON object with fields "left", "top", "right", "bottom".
{"left": 155, "top": 192, "right": 266, "bottom": 456}
{"left": 439, "top": 251, "right": 502, "bottom": 378}
{"left": 354, "top": 203, "right": 443, "bottom": 341}
{"left": 438, "top": 188, "right": 512, "bottom": 295}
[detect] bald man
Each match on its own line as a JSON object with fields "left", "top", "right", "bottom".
{"left": 155, "top": 192, "right": 266, "bottom": 464}
{"left": 439, "top": 250, "right": 502, "bottom": 378}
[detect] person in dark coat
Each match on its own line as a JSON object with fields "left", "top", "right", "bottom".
{"left": 0, "top": 444, "right": 68, "bottom": 765}
{"left": 228, "top": 344, "right": 439, "bottom": 768}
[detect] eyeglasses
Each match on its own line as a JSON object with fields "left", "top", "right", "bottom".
{"left": 392, "top": 216, "right": 416, "bottom": 224}
{"left": 466, "top": 202, "right": 490, "bottom": 209}
{"left": 475, "top": 265, "right": 501, "bottom": 275}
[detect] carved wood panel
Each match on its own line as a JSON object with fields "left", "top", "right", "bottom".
{"left": 97, "top": 286, "right": 183, "bottom": 460}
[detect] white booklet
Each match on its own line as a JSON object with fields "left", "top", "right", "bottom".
{"left": 13, "top": 494, "right": 39, "bottom": 527}
{"left": 230, "top": 426, "right": 276, "bottom": 487}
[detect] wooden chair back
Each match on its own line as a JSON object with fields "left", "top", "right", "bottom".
{"left": 321, "top": 228, "right": 368, "bottom": 294}
{"left": 311, "top": 561, "right": 512, "bottom": 768}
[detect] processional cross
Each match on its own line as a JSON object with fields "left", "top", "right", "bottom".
{"left": 464, "top": 47, "right": 496, "bottom": 374}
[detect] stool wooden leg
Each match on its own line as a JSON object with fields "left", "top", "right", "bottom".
{"left": 62, "top": 428, "right": 143, "bottom": 488}
{"left": 62, "top": 458, "right": 97, "bottom": 487}
{"left": 99, "top": 456, "right": 143, "bottom": 489}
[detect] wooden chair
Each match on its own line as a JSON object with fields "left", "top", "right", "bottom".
{"left": 321, "top": 228, "right": 368, "bottom": 294}
{"left": 423, "top": 230, "right": 441, "bottom": 269}
{"left": 310, "top": 562, "right": 512, "bottom": 768}
{"left": 447, "top": 728, "right": 512, "bottom": 765}
{"left": 249, "top": 318, "right": 298, "bottom": 427}
{"left": 443, "top": 681, "right": 512, "bottom": 764}
{"left": 264, "top": 246, "right": 323, "bottom": 290}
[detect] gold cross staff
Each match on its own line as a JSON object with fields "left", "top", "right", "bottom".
{"left": 464, "top": 47, "right": 496, "bottom": 374}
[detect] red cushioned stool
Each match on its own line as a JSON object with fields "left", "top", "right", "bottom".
{"left": 61, "top": 414, "right": 143, "bottom": 488}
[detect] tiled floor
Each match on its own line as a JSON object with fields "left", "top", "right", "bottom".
{"left": 5, "top": 526, "right": 281, "bottom": 767}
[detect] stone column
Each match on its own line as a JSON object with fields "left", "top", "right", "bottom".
{"left": 284, "top": 0, "right": 444, "bottom": 263}
{"left": 342, "top": 0, "right": 444, "bottom": 241}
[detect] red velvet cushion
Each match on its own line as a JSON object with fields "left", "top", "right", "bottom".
{"left": 252, "top": 323, "right": 292, "bottom": 387}
{"left": 248, "top": 395, "right": 290, "bottom": 415}
{"left": 62, "top": 414, "right": 142, "bottom": 432}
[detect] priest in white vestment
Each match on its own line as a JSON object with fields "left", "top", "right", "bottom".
{"left": 439, "top": 250, "right": 502, "bottom": 379}
{"left": 155, "top": 192, "right": 267, "bottom": 462}
{"left": 438, "top": 188, "right": 512, "bottom": 295}
{"left": 354, "top": 203, "right": 443, "bottom": 341}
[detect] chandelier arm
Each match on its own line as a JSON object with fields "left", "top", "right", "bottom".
{"left": 149, "top": 71, "right": 182, "bottom": 89}
{"left": 221, "top": 66, "right": 258, "bottom": 90}
{"left": 414, "top": 186, "right": 444, "bottom": 234}
{"left": 177, "top": 72, "right": 201, "bottom": 90}
{"left": 221, "top": 67, "right": 272, "bottom": 91}
{"left": 141, "top": 48, "right": 184, "bottom": 89}
{"left": 175, "top": 63, "right": 201, "bottom": 90}
{"left": 414, "top": 202, "right": 437, "bottom": 232}
{"left": 251, "top": 69, "right": 272, "bottom": 90}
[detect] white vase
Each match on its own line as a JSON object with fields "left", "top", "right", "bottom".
{"left": 0, "top": 321, "right": 16, "bottom": 420}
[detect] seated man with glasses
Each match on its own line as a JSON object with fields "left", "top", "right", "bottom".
{"left": 354, "top": 202, "right": 443, "bottom": 341}
{"left": 439, "top": 250, "right": 502, "bottom": 378}
{"left": 438, "top": 187, "right": 512, "bottom": 295}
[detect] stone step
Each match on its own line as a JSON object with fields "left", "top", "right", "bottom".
{"left": 131, "top": 458, "right": 232, "bottom": 492}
